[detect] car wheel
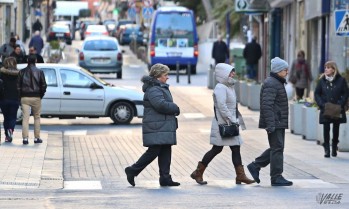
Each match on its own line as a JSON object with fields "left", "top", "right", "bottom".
{"left": 110, "top": 102, "right": 134, "bottom": 124}
{"left": 117, "top": 71, "right": 122, "bottom": 79}
{"left": 16, "top": 107, "right": 23, "bottom": 125}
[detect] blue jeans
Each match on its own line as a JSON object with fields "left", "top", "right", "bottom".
{"left": 0, "top": 99, "right": 20, "bottom": 136}
{"left": 246, "top": 64, "right": 258, "bottom": 80}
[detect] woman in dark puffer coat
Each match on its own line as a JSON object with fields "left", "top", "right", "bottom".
{"left": 125, "top": 64, "right": 180, "bottom": 187}
{"left": 0, "top": 57, "right": 20, "bottom": 142}
{"left": 315, "top": 61, "right": 348, "bottom": 158}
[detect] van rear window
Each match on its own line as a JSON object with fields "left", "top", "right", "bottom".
{"left": 155, "top": 13, "right": 194, "bottom": 47}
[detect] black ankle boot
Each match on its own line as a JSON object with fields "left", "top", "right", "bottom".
{"left": 159, "top": 175, "right": 180, "bottom": 186}
{"left": 332, "top": 143, "right": 338, "bottom": 157}
{"left": 323, "top": 143, "right": 330, "bottom": 158}
{"left": 125, "top": 167, "right": 136, "bottom": 186}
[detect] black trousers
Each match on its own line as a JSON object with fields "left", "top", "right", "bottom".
{"left": 323, "top": 122, "right": 340, "bottom": 145}
{"left": 295, "top": 87, "right": 305, "bottom": 100}
{"left": 128, "top": 145, "right": 172, "bottom": 178}
{"left": 252, "top": 129, "right": 285, "bottom": 181}
{"left": 201, "top": 145, "right": 242, "bottom": 167}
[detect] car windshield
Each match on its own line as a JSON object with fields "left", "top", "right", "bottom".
{"left": 83, "top": 39, "right": 118, "bottom": 51}
{"left": 52, "top": 25, "right": 69, "bottom": 32}
{"left": 79, "top": 67, "right": 111, "bottom": 86}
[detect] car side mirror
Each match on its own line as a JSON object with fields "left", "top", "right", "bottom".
{"left": 90, "top": 82, "right": 103, "bottom": 89}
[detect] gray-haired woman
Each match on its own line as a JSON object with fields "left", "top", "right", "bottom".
{"left": 125, "top": 64, "right": 180, "bottom": 187}
{"left": 190, "top": 63, "right": 255, "bottom": 185}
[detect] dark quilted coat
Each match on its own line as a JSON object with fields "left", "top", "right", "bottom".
{"left": 259, "top": 72, "right": 289, "bottom": 132}
{"left": 314, "top": 74, "right": 348, "bottom": 124}
{"left": 141, "top": 76, "right": 180, "bottom": 147}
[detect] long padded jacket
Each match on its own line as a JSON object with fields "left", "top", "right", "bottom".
{"left": 259, "top": 72, "right": 289, "bottom": 132}
{"left": 141, "top": 76, "right": 180, "bottom": 147}
{"left": 314, "top": 73, "right": 348, "bottom": 124}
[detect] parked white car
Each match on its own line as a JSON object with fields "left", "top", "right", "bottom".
{"left": 17, "top": 63, "right": 144, "bottom": 124}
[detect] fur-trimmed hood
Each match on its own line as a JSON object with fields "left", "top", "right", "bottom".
{"left": 141, "top": 75, "right": 169, "bottom": 92}
{"left": 0, "top": 67, "right": 19, "bottom": 76}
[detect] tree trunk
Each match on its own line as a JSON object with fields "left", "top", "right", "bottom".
{"left": 201, "top": 0, "right": 213, "bottom": 21}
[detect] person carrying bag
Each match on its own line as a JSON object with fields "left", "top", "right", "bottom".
{"left": 315, "top": 61, "right": 349, "bottom": 158}
{"left": 190, "top": 63, "right": 254, "bottom": 185}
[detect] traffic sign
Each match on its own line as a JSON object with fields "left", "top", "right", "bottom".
{"left": 128, "top": 7, "right": 136, "bottom": 19}
{"left": 142, "top": 7, "right": 154, "bottom": 19}
{"left": 335, "top": 10, "right": 349, "bottom": 36}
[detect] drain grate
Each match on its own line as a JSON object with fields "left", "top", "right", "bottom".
{"left": 41, "top": 177, "right": 64, "bottom": 181}
{"left": 0, "top": 181, "right": 39, "bottom": 187}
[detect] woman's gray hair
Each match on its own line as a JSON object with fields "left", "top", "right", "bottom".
{"left": 149, "top": 63, "right": 170, "bottom": 78}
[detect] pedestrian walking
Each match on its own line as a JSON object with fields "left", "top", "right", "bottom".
{"left": 314, "top": 61, "right": 349, "bottom": 158}
{"left": 243, "top": 36, "right": 262, "bottom": 81}
{"left": 32, "top": 18, "right": 43, "bottom": 32}
{"left": 28, "top": 46, "right": 44, "bottom": 63}
{"left": 247, "top": 57, "right": 293, "bottom": 186}
{"left": 10, "top": 45, "right": 27, "bottom": 64}
{"left": 15, "top": 34, "right": 26, "bottom": 55}
{"left": 212, "top": 35, "right": 229, "bottom": 65}
{"left": 190, "top": 63, "right": 255, "bottom": 185}
{"left": 29, "top": 31, "right": 44, "bottom": 55}
{"left": 289, "top": 50, "right": 312, "bottom": 100}
{"left": 0, "top": 57, "right": 20, "bottom": 143}
{"left": 125, "top": 64, "right": 180, "bottom": 187}
{"left": 0, "top": 37, "right": 17, "bottom": 64}
{"left": 17, "top": 54, "right": 47, "bottom": 145}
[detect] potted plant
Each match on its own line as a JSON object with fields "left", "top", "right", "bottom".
{"left": 338, "top": 69, "right": 349, "bottom": 151}
{"left": 48, "top": 40, "right": 62, "bottom": 63}
{"left": 302, "top": 98, "right": 318, "bottom": 141}
{"left": 247, "top": 79, "right": 261, "bottom": 110}
{"left": 290, "top": 99, "right": 305, "bottom": 135}
{"left": 238, "top": 78, "right": 248, "bottom": 106}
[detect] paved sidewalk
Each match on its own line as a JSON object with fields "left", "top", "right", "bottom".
{"left": 0, "top": 129, "right": 63, "bottom": 189}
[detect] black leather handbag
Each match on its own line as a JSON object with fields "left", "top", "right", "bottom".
{"left": 214, "top": 106, "right": 239, "bottom": 138}
{"left": 218, "top": 123, "right": 239, "bottom": 137}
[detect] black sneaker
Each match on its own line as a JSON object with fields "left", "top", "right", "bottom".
{"left": 247, "top": 162, "right": 261, "bottom": 184}
{"left": 271, "top": 176, "right": 293, "bottom": 186}
{"left": 34, "top": 138, "right": 43, "bottom": 144}
{"left": 23, "top": 138, "right": 29, "bottom": 145}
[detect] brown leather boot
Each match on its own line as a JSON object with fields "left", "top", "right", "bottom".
{"left": 235, "top": 165, "right": 255, "bottom": 184}
{"left": 190, "top": 162, "right": 207, "bottom": 185}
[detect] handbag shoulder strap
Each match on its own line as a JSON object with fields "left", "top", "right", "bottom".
{"left": 213, "top": 98, "right": 238, "bottom": 122}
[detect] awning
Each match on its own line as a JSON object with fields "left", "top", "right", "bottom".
{"left": 268, "top": 0, "right": 293, "bottom": 8}
{"left": 0, "top": 0, "right": 14, "bottom": 3}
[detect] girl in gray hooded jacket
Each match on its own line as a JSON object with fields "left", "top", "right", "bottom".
{"left": 190, "top": 63, "right": 255, "bottom": 185}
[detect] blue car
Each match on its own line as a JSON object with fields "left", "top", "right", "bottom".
{"left": 119, "top": 24, "right": 144, "bottom": 45}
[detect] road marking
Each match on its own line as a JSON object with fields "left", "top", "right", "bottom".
{"left": 199, "top": 129, "right": 210, "bottom": 133}
{"left": 183, "top": 113, "right": 206, "bottom": 119}
{"left": 64, "top": 181, "right": 102, "bottom": 190}
{"left": 291, "top": 179, "right": 338, "bottom": 188}
{"left": 129, "top": 64, "right": 141, "bottom": 68}
{"left": 122, "top": 86, "right": 137, "bottom": 89}
{"left": 64, "top": 130, "right": 87, "bottom": 136}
